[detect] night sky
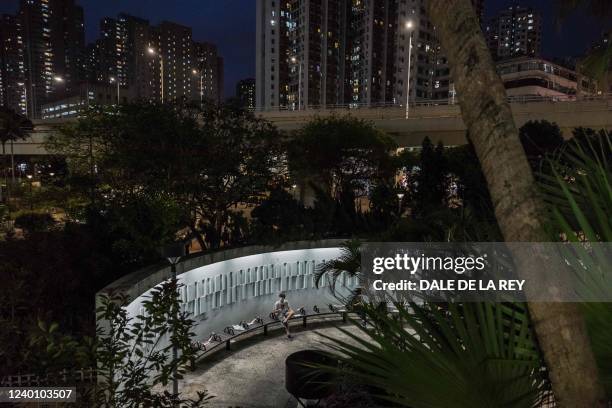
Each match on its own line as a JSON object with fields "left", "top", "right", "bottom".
{"left": 1, "top": 0, "right": 609, "bottom": 97}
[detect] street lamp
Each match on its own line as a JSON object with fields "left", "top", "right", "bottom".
{"left": 192, "top": 69, "right": 203, "bottom": 103}
{"left": 160, "top": 242, "right": 187, "bottom": 401}
{"left": 291, "top": 184, "right": 298, "bottom": 200}
{"left": 147, "top": 47, "right": 164, "bottom": 103}
{"left": 26, "top": 174, "right": 33, "bottom": 211}
{"left": 405, "top": 20, "right": 414, "bottom": 120}
{"left": 291, "top": 56, "right": 302, "bottom": 111}
{"left": 53, "top": 76, "right": 64, "bottom": 83}
{"left": 396, "top": 192, "right": 405, "bottom": 216}
{"left": 109, "top": 77, "right": 120, "bottom": 105}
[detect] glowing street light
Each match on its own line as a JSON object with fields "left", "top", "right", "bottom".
{"left": 291, "top": 56, "right": 302, "bottom": 111}
{"left": 147, "top": 46, "right": 164, "bottom": 103}
{"left": 397, "top": 192, "right": 405, "bottom": 216}
{"left": 109, "top": 77, "right": 120, "bottom": 104}
{"left": 192, "top": 69, "right": 204, "bottom": 103}
{"left": 53, "top": 76, "right": 64, "bottom": 83}
{"left": 404, "top": 20, "right": 414, "bottom": 120}
{"left": 26, "top": 174, "right": 34, "bottom": 210}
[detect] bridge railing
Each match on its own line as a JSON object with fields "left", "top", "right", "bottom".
{"left": 253, "top": 93, "right": 612, "bottom": 113}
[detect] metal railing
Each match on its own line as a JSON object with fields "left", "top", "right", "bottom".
{"left": 253, "top": 93, "right": 612, "bottom": 113}
{"left": 1, "top": 367, "right": 96, "bottom": 387}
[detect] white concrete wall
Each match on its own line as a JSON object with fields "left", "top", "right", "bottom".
{"left": 124, "top": 247, "right": 356, "bottom": 341}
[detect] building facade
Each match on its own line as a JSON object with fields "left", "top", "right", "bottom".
{"left": 255, "top": 0, "right": 485, "bottom": 111}
{"left": 18, "top": 0, "right": 85, "bottom": 117}
{"left": 0, "top": 0, "right": 86, "bottom": 117}
{"left": 0, "top": 14, "right": 26, "bottom": 115}
{"left": 236, "top": 78, "right": 256, "bottom": 109}
{"left": 193, "top": 42, "right": 224, "bottom": 103}
{"left": 40, "top": 81, "right": 134, "bottom": 119}
{"left": 86, "top": 14, "right": 224, "bottom": 105}
{"left": 484, "top": 6, "right": 542, "bottom": 61}
{"left": 497, "top": 57, "right": 591, "bottom": 99}
{"left": 90, "top": 13, "right": 154, "bottom": 101}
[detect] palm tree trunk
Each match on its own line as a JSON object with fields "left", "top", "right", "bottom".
{"left": 426, "top": 1, "right": 607, "bottom": 406}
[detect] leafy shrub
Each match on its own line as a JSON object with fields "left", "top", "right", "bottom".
{"left": 14, "top": 212, "right": 55, "bottom": 233}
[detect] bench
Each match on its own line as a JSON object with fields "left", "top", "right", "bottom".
{"left": 193, "top": 305, "right": 354, "bottom": 357}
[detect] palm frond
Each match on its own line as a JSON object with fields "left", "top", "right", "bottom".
{"left": 316, "top": 302, "right": 549, "bottom": 408}
{"left": 314, "top": 239, "right": 361, "bottom": 292}
{"left": 540, "top": 131, "right": 612, "bottom": 395}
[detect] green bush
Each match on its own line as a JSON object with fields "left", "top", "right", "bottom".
{"left": 14, "top": 212, "right": 55, "bottom": 233}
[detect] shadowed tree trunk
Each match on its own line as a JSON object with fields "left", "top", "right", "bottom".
{"left": 426, "top": 1, "right": 607, "bottom": 406}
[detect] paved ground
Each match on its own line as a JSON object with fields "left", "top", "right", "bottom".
{"left": 180, "top": 322, "right": 363, "bottom": 408}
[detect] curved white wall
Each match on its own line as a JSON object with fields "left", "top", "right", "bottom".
{"left": 124, "top": 246, "right": 356, "bottom": 341}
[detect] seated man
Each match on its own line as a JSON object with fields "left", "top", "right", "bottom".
{"left": 273, "top": 292, "right": 294, "bottom": 339}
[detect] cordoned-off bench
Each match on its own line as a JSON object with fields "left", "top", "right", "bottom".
{"left": 193, "top": 305, "right": 356, "bottom": 358}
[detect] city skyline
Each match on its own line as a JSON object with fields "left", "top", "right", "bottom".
{"left": 0, "top": 0, "right": 609, "bottom": 97}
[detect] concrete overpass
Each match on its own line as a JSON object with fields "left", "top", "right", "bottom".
{"left": 258, "top": 96, "right": 612, "bottom": 147}
{"left": 9, "top": 96, "right": 612, "bottom": 156}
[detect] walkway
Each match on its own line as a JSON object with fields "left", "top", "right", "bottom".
{"left": 180, "top": 323, "right": 363, "bottom": 408}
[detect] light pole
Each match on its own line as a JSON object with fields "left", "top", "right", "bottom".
{"left": 160, "top": 242, "right": 187, "bottom": 403}
{"left": 192, "top": 69, "right": 203, "bottom": 103}
{"left": 396, "top": 193, "right": 405, "bottom": 216}
{"left": 291, "top": 184, "right": 298, "bottom": 200}
{"left": 109, "top": 77, "right": 120, "bottom": 105}
{"left": 148, "top": 47, "right": 164, "bottom": 103}
{"left": 405, "top": 21, "right": 414, "bottom": 120}
{"left": 26, "top": 174, "right": 33, "bottom": 211}
{"left": 291, "top": 56, "right": 301, "bottom": 110}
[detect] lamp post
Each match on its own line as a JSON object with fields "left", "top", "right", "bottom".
{"left": 109, "top": 77, "right": 120, "bottom": 105}
{"left": 26, "top": 174, "right": 33, "bottom": 210}
{"left": 405, "top": 21, "right": 414, "bottom": 120}
{"left": 52, "top": 76, "right": 65, "bottom": 119}
{"left": 291, "top": 56, "right": 302, "bottom": 110}
{"left": 396, "top": 192, "right": 405, "bottom": 216}
{"left": 291, "top": 184, "right": 298, "bottom": 200}
{"left": 148, "top": 47, "right": 164, "bottom": 103}
{"left": 192, "top": 69, "right": 203, "bottom": 103}
{"left": 160, "top": 242, "right": 187, "bottom": 402}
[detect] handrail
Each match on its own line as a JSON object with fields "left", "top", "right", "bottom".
{"left": 253, "top": 93, "right": 612, "bottom": 113}
{"left": 1, "top": 367, "right": 97, "bottom": 387}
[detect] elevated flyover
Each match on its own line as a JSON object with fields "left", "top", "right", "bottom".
{"left": 10, "top": 96, "right": 612, "bottom": 155}
{"left": 257, "top": 95, "right": 612, "bottom": 147}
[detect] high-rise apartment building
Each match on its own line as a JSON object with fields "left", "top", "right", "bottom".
{"left": 345, "top": 0, "right": 397, "bottom": 106}
{"left": 0, "top": 14, "right": 26, "bottom": 115}
{"left": 484, "top": 6, "right": 542, "bottom": 61}
{"left": 18, "top": 0, "right": 85, "bottom": 116}
{"left": 89, "top": 15, "right": 223, "bottom": 104}
{"left": 255, "top": 0, "right": 290, "bottom": 109}
{"left": 90, "top": 14, "right": 157, "bottom": 100}
{"left": 256, "top": 0, "right": 485, "bottom": 110}
{"left": 236, "top": 78, "right": 256, "bottom": 109}
{"left": 150, "top": 21, "right": 193, "bottom": 103}
{"left": 193, "top": 42, "right": 224, "bottom": 103}
{"left": 394, "top": 0, "right": 483, "bottom": 103}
